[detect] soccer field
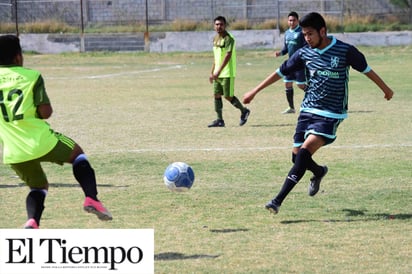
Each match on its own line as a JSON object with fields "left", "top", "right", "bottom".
{"left": 0, "top": 47, "right": 411, "bottom": 273}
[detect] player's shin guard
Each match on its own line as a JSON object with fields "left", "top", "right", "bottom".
{"left": 26, "top": 188, "right": 47, "bottom": 226}
{"left": 230, "top": 96, "right": 245, "bottom": 111}
{"left": 285, "top": 88, "right": 294, "bottom": 109}
{"left": 292, "top": 153, "right": 297, "bottom": 163}
{"left": 214, "top": 98, "right": 223, "bottom": 120}
{"left": 306, "top": 157, "right": 324, "bottom": 177}
{"left": 273, "top": 178, "right": 296, "bottom": 206}
{"left": 273, "top": 148, "right": 311, "bottom": 205}
{"left": 293, "top": 150, "right": 323, "bottom": 176}
{"left": 73, "top": 154, "right": 98, "bottom": 201}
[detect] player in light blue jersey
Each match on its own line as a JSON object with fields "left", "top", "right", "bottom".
{"left": 275, "top": 11, "right": 306, "bottom": 114}
{"left": 243, "top": 12, "right": 394, "bottom": 215}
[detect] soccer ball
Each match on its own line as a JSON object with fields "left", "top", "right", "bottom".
{"left": 163, "top": 162, "right": 195, "bottom": 192}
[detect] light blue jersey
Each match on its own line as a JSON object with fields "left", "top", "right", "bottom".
{"left": 277, "top": 36, "right": 371, "bottom": 119}
{"left": 280, "top": 25, "right": 305, "bottom": 56}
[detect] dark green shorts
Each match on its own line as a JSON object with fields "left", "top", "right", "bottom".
{"left": 213, "top": 77, "right": 235, "bottom": 97}
{"left": 10, "top": 133, "right": 76, "bottom": 188}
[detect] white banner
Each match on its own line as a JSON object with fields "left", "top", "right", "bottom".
{"left": 0, "top": 229, "right": 154, "bottom": 274}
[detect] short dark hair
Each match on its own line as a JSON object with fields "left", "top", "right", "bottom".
{"left": 0, "top": 35, "right": 22, "bottom": 65}
{"left": 214, "top": 16, "right": 227, "bottom": 25}
{"left": 299, "top": 12, "right": 326, "bottom": 31}
{"left": 288, "top": 11, "right": 299, "bottom": 19}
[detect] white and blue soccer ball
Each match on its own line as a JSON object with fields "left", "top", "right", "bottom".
{"left": 163, "top": 162, "right": 195, "bottom": 192}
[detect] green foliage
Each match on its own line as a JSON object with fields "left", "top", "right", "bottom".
{"left": 1, "top": 16, "right": 411, "bottom": 34}
{"left": 390, "top": 0, "right": 411, "bottom": 8}
{"left": 19, "top": 20, "right": 76, "bottom": 33}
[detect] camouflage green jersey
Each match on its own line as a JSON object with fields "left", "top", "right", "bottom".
{"left": 213, "top": 32, "right": 236, "bottom": 78}
{"left": 0, "top": 66, "right": 57, "bottom": 164}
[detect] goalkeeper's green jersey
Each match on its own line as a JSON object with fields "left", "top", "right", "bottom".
{"left": 0, "top": 66, "right": 57, "bottom": 164}
{"left": 212, "top": 32, "right": 236, "bottom": 78}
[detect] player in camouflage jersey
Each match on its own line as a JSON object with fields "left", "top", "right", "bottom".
{"left": 243, "top": 12, "right": 394, "bottom": 215}
{"left": 208, "top": 16, "right": 250, "bottom": 127}
{"left": 0, "top": 35, "right": 112, "bottom": 228}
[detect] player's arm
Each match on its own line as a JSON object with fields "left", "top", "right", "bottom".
{"left": 347, "top": 46, "right": 394, "bottom": 101}
{"left": 364, "top": 70, "right": 394, "bottom": 100}
{"left": 275, "top": 42, "right": 287, "bottom": 57}
{"left": 275, "top": 44, "right": 287, "bottom": 57}
{"left": 209, "top": 63, "right": 215, "bottom": 83}
{"left": 278, "top": 35, "right": 288, "bottom": 57}
{"left": 243, "top": 71, "right": 282, "bottom": 104}
{"left": 33, "top": 75, "right": 53, "bottom": 119}
{"left": 243, "top": 50, "right": 304, "bottom": 104}
{"left": 37, "top": 104, "right": 52, "bottom": 119}
{"left": 212, "top": 51, "right": 232, "bottom": 79}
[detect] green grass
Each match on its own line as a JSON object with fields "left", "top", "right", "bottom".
{"left": 1, "top": 47, "right": 411, "bottom": 273}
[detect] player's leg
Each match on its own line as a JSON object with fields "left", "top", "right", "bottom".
{"left": 45, "top": 133, "right": 112, "bottom": 221}
{"left": 304, "top": 116, "right": 342, "bottom": 196}
{"left": 285, "top": 81, "right": 294, "bottom": 110}
{"left": 297, "top": 83, "right": 306, "bottom": 90}
{"left": 266, "top": 134, "right": 325, "bottom": 214}
{"left": 291, "top": 138, "right": 324, "bottom": 179}
{"left": 10, "top": 161, "right": 48, "bottom": 229}
{"left": 290, "top": 112, "right": 333, "bottom": 182}
{"left": 265, "top": 113, "right": 308, "bottom": 213}
{"left": 222, "top": 77, "right": 250, "bottom": 126}
{"left": 208, "top": 80, "right": 225, "bottom": 127}
{"left": 266, "top": 113, "right": 334, "bottom": 214}
{"left": 70, "top": 147, "right": 112, "bottom": 221}
{"left": 282, "top": 79, "right": 295, "bottom": 114}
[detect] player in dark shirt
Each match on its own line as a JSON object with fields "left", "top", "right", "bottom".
{"left": 243, "top": 12, "right": 394, "bottom": 215}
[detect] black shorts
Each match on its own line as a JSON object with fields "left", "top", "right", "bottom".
{"left": 293, "top": 112, "right": 343, "bottom": 147}
{"left": 284, "top": 68, "right": 306, "bottom": 85}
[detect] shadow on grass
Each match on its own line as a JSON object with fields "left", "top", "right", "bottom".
{"left": 155, "top": 252, "right": 220, "bottom": 261}
{"left": 348, "top": 110, "right": 373, "bottom": 114}
{"left": 0, "top": 184, "right": 22, "bottom": 188}
{"left": 251, "top": 123, "right": 294, "bottom": 128}
{"left": 210, "top": 228, "right": 249, "bottom": 233}
{"left": 0, "top": 182, "right": 124, "bottom": 188}
{"left": 49, "top": 183, "right": 116, "bottom": 188}
{"left": 281, "top": 209, "right": 412, "bottom": 224}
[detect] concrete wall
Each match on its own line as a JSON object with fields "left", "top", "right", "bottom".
{"left": 149, "top": 30, "right": 412, "bottom": 53}
{"left": 18, "top": 30, "right": 412, "bottom": 54}
{"left": 4, "top": 0, "right": 402, "bottom": 25}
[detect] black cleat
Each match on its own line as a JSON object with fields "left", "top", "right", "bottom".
{"left": 265, "top": 200, "right": 280, "bottom": 215}
{"left": 308, "top": 166, "right": 328, "bottom": 196}
{"left": 208, "top": 119, "right": 225, "bottom": 127}
{"left": 239, "top": 108, "right": 250, "bottom": 126}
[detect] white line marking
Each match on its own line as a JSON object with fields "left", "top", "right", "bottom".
{"left": 47, "top": 65, "right": 184, "bottom": 80}
{"left": 84, "top": 65, "right": 183, "bottom": 79}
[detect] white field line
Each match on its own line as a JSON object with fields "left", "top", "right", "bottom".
{"left": 47, "top": 65, "right": 184, "bottom": 80}
{"left": 43, "top": 65, "right": 411, "bottom": 154}
{"left": 104, "top": 143, "right": 412, "bottom": 154}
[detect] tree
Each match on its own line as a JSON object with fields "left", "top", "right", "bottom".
{"left": 390, "top": 0, "right": 412, "bottom": 23}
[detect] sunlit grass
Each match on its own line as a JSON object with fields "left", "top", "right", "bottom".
{"left": 0, "top": 47, "right": 411, "bottom": 273}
